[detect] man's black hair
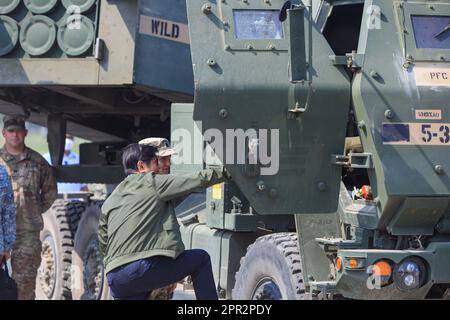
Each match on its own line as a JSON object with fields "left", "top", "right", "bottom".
{"left": 121, "top": 143, "right": 157, "bottom": 175}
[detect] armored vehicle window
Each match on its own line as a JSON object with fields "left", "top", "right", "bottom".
{"left": 233, "top": 10, "right": 283, "bottom": 40}
{"left": 412, "top": 15, "right": 450, "bottom": 49}
{"left": 322, "top": 4, "right": 364, "bottom": 55}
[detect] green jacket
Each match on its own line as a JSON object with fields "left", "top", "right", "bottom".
{"left": 99, "top": 168, "right": 227, "bottom": 273}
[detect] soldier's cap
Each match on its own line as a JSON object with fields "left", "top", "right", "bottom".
{"left": 138, "top": 137, "right": 177, "bottom": 157}
{"left": 3, "top": 115, "right": 26, "bottom": 130}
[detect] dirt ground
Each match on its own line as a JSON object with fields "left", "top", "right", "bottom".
{"left": 35, "top": 279, "right": 195, "bottom": 300}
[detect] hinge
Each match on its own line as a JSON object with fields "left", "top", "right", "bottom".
{"left": 332, "top": 154, "right": 350, "bottom": 166}
{"left": 332, "top": 153, "right": 373, "bottom": 169}
{"left": 94, "top": 38, "right": 104, "bottom": 60}
{"left": 330, "top": 52, "right": 364, "bottom": 70}
{"left": 348, "top": 152, "right": 373, "bottom": 169}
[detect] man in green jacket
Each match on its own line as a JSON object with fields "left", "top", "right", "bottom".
{"left": 98, "top": 143, "right": 228, "bottom": 299}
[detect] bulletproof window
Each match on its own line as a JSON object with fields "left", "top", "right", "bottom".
{"left": 233, "top": 10, "right": 284, "bottom": 40}
{"left": 411, "top": 15, "right": 450, "bottom": 49}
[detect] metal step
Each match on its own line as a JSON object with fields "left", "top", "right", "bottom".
{"left": 315, "top": 237, "right": 363, "bottom": 251}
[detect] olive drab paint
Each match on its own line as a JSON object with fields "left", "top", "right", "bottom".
{"left": 180, "top": 0, "right": 450, "bottom": 300}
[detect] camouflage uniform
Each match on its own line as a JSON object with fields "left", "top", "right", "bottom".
{"left": 0, "top": 147, "right": 57, "bottom": 300}
{"left": 138, "top": 137, "right": 176, "bottom": 157}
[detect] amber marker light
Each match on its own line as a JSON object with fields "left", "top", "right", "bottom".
{"left": 344, "top": 257, "right": 366, "bottom": 269}
{"left": 349, "top": 259, "right": 359, "bottom": 269}
{"left": 335, "top": 257, "right": 342, "bottom": 272}
{"left": 373, "top": 260, "right": 392, "bottom": 277}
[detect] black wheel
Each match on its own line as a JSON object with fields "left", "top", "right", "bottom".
{"left": 72, "top": 201, "right": 111, "bottom": 300}
{"left": 37, "top": 199, "right": 85, "bottom": 300}
{"left": 232, "top": 233, "right": 306, "bottom": 300}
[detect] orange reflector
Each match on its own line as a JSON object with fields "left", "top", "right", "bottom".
{"left": 335, "top": 257, "right": 342, "bottom": 272}
{"left": 373, "top": 260, "right": 392, "bottom": 277}
{"left": 348, "top": 259, "right": 359, "bottom": 269}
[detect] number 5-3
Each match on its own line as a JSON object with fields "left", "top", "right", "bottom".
{"left": 422, "top": 124, "right": 432, "bottom": 143}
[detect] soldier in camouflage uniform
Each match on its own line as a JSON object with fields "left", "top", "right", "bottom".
{"left": 0, "top": 115, "right": 57, "bottom": 300}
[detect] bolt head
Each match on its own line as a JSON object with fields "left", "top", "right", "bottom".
{"left": 370, "top": 70, "right": 380, "bottom": 79}
{"left": 256, "top": 180, "right": 266, "bottom": 191}
{"left": 218, "top": 108, "right": 228, "bottom": 118}
{"left": 317, "top": 182, "right": 326, "bottom": 192}
{"left": 202, "top": 3, "right": 212, "bottom": 14}
{"left": 358, "top": 120, "right": 366, "bottom": 130}
{"left": 269, "top": 188, "right": 278, "bottom": 198}
{"left": 385, "top": 109, "right": 393, "bottom": 119}
{"left": 435, "top": 165, "right": 444, "bottom": 175}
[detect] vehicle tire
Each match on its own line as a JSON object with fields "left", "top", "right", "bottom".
{"left": 37, "top": 199, "right": 85, "bottom": 300}
{"left": 232, "top": 233, "right": 306, "bottom": 300}
{"left": 71, "top": 201, "right": 111, "bottom": 300}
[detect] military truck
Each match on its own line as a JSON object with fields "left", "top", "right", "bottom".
{"left": 0, "top": 0, "right": 194, "bottom": 299}
{"left": 170, "top": 0, "right": 450, "bottom": 300}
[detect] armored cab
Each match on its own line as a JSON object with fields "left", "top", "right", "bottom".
{"left": 176, "top": 0, "right": 450, "bottom": 299}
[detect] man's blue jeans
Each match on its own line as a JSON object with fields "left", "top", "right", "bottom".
{"left": 106, "top": 249, "right": 218, "bottom": 300}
